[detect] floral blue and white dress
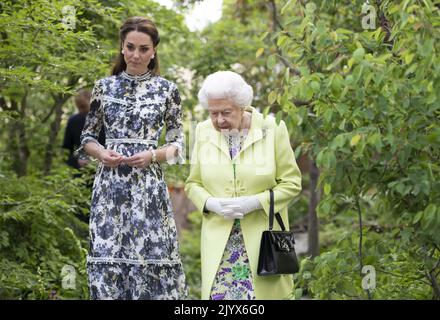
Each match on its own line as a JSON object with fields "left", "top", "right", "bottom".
{"left": 76, "top": 71, "right": 187, "bottom": 300}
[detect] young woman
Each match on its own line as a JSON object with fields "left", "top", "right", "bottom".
{"left": 76, "top": 17, "right": 187, "bottom": 300}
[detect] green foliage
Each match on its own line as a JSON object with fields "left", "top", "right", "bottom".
{"left": 179, "top": 211, "right": 202, "bottom": 299}
{"left": 0, "top": 167, "right": 91, "bottom": 299}
{"left": 294, "top": 224, "right": 436, "bottom": 299}
{"left": 270, "top": 0, "right": 440, "bottom": 299}
{"left": 189, "top": 0, "right": 285, "bottom": 111}
{"left": 0, "top": 0, "right": 117, "bottom": 92}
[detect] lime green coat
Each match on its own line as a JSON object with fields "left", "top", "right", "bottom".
{"left": 184, "top": 106, "right": 302, "bottom": 300}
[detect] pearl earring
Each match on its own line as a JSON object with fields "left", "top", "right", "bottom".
{"left": 151, "top": 55, "right": 155, "bottom": 59}
{"left": 121, "top": 50, "right": 125, "bottom": 54}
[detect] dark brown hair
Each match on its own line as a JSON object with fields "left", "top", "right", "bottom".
{"left": 111, "top": 17, "right": 160, "bottom": 76}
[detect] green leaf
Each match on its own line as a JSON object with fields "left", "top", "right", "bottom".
{"left": 275, "top": 111, "right": 283, "bottom": 125}
{"left": 338, "top": 119, "right": 346, "bottom": 130}
{"left": 350, "top": 134, "right": 362, "bottom": 146}
{"left": 335, "top": 103, "right": 348, "bottom": 116}
{"left": 324, "top": 183, "right": 332, "bottom": 195}
{"left": 352, "top": 48, "right": 365, "bottom": 62}
{"left": 326, "top": 150, "right": 336, "bottom": 169}
{"left": 404, "top": 52, "right": 415, "bottom": 65}
{"left": 332, "top": 134, "right": 346, "bottom": 149}
{"left": 294, "top": 145, "right": 302, "bottom": 159}
{"left": 310, "top": 81, "right": 320, "bottom": 92}
{"left": 413, "top": 211, "right": 423, "bottom": 224}
{"left": 316, "top": 149, "right": 324, "bottom": 165}
{"left": 323, "top": 108, "right": 333, "bottom": 123}
{"left": 281, "top": 0, "right": 294, "bottom": 14}
{"left": 319, "top": 200, "right": 332, "bottom": 215}
{"left": 367, "top": 133, "right": 382, "bottom": 152}
{"left": 424, "top": 204, "right": 436, "bottom": 219}
{"left": 259, "top": 32, "right": 269, "bottom": 41}
{"left": 268, "top": 91, "right": 277, "bottom": 104}
{"left": 277, "top": 35, "right": 289, "bottom": 47}
{"left": 299, "top": 66, "right": 310, "bottom": 77}
{"left": 294, "top": 288, "right": 303, "bottom": 299}
{"left": 267, "top": 55, "right": 277, "bottom": 69}
{"left": 255, "top": 47, "right": 264, "bottom": 58}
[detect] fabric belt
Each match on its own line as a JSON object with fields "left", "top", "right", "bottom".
{"left": 106, "top": 138, "right": 157, "bottom": 146}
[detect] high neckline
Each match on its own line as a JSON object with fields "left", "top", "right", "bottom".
{"left": 121, "top": 70, "right": 152, "bottom": 81}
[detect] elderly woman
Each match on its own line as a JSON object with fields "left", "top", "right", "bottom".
{"left": 185, "top": 71, "right": 302, "bottom": 300}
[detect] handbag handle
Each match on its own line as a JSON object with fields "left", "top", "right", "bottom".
{"left": 269, "top": 189, "right": 287, "bottom": 231}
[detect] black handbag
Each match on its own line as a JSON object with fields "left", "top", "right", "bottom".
{"left": 257, "top": 189, "right": 300, "bottom": 276}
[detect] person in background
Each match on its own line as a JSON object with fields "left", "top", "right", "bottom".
{"left": 63, "top": 89, "right": 105, "bottom": 169}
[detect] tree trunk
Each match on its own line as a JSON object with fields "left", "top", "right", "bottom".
{"left": 43, "top": 95, "right": 69, "bottom": 175}
{"left": 8, "top": 94, "right": 30, "bottom": 177}
{"left": 428, "top": 270, "right": 440, "bottom": 299}
{"left": 308, "top": 159, "right": 320, "bottom": 257}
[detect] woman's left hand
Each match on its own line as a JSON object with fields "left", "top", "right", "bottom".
{"left": 123, "top": 151, "right": 152, "bottom": 168}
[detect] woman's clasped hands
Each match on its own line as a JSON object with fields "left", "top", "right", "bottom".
{"left": 98, "top": 149, "right": 152, "bottom": 168}
{"left": 205, "top": 196, "right": 262, "bottom": 219}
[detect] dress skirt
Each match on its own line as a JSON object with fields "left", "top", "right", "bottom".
{"left": 87, "top": 141, "right": 187, "bottom": 299}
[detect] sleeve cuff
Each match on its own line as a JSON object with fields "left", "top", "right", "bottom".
{"left": 255, "top": 190, "right": 270, "bottom": 217}
{"left": 74, "top": 138, "right": 103, "bottom": 161}
{"left": 163, "top": 141, "right": 184, "bottom": 165}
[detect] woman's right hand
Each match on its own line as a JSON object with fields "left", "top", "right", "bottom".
{"left": 205, "top": 197, "right": 225, "bottom": 215}
{"left": 98, "top": 149, "right": 124, "bottom": 167}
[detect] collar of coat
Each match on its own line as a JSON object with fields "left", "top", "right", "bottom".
{"left": 205, "top": 106, "right": 266, "bottom": 159}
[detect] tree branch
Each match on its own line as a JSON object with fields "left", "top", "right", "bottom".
{"left": 426, "top": 270, "right": 440, "bottom": 299}
{"left": 432, "top": 256, "right": 440, "bottom": 274}
{"left": 41, "top": 101, "right": 59, "bottom": 124}
{"left": 266, "top": 0, "right": 301, "bottom": 76}
{"left": 376, "top": 268, "right": 431, "bottom": 286}
{"left": 265, "top": 0, "right": 311, "bottom": 109}
{"left": 375, "top": 0, "right": 393, "bottom": 46}
{"left": 347, "top": 172, "right": 372, "bottom": 299}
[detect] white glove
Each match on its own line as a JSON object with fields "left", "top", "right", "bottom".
{"left": 205, "top": 197, "right": 224, "bottom": 215}
{"left": 220, "top": 195, "right": 262, "bottom": 217}
{"left": 221, "top": 205, "right": 244, "bottom": 220}
{"left": 205, "top": 197, "right": 244, "bottom": 220}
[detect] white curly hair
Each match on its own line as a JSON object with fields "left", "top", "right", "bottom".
{"left": 197, "top": 71, "right": 253, "bottom": 109}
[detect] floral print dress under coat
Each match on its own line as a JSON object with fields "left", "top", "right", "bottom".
{"left": 76, "top": 71, "right": 187, "bottom": 300}
{"left": 210, "top": 131, "right": 256, "bottom": 300}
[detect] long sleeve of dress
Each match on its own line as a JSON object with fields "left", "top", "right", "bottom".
{"left": 74, "top": 80, "right": 105, "bottom": 160}
{"left": 163, "top": 83, "right": 184, "bottom": 164}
